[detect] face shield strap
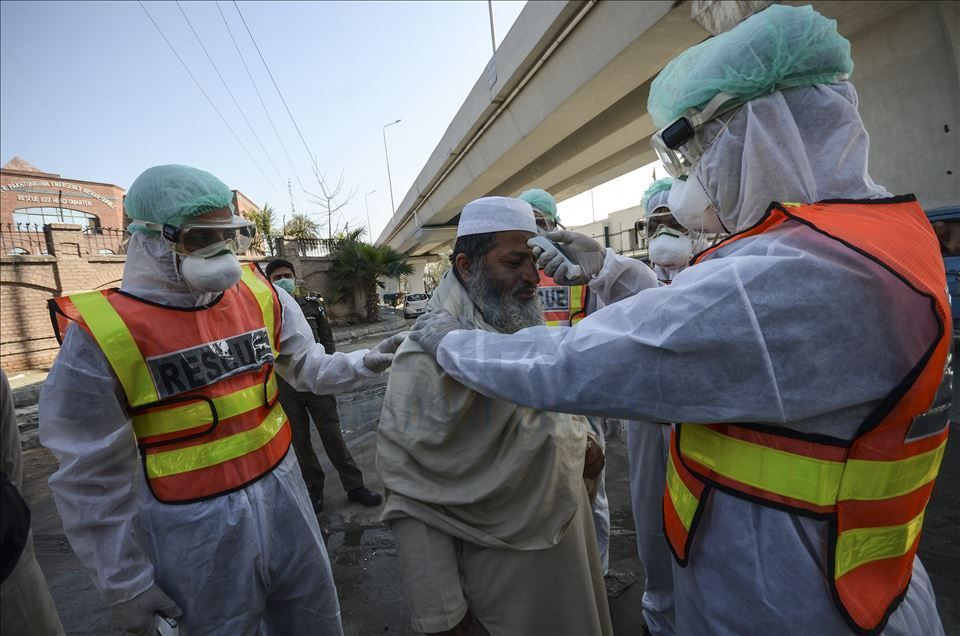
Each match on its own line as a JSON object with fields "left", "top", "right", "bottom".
{"left": 653, "top": 92, "right": 742, "bottom": 178}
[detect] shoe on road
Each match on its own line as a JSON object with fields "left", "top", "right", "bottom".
{"left": 347, "top": 487, "right": 383, "bottom": 507}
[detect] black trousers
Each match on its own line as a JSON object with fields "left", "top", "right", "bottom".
{"left": 278, "top": 391, "right": 364, "bottom": 494}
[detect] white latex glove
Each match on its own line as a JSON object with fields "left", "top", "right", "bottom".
{"left": 111, "top": 583, "right": 182, "bottom": 635}
{"left": 362, "top": 331, "right": 409, "bottom": 373}
{"left": 409, "top": 310, "right": 474, "bottom": 357}
{"left": 530, "top": 230, "right": 606, "bottom": 285}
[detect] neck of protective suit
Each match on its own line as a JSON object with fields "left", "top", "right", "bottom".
{"left": 696, "top": 83, "right": 890, "bottom": 232}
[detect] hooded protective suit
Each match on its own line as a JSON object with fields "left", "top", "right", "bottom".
{"left": 40, "top": 227, "right": 381, "bottom": 633}
{"left": 419, "top": 81, "right": 945, "bottom": 635}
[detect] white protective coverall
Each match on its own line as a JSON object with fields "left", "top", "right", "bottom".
{"left": 429, "top": 84, "right": 945, "bottom": 634}
{"left": 40, "top": 233, "right": 380, "bottom": 634}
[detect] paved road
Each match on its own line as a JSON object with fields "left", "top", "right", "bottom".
{"left": 13, "top": 341, "right": 960, "bottom": 634}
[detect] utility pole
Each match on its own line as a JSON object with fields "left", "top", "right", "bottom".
{"left": 382, "top": 119, "right": 401, "bottom": 214}
{"left": 487, "top": 0, "right": 497, "bottom": 55}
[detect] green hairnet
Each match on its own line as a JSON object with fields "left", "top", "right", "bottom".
{"left": 518, "top": 188, "right": 559, "bottom": 222}
{"left": 647, "top": 5, "right": 853, "bottom": 128}
{"left": 125, "top": 164, "right": 235, "bottom": 233}
{"left": 642, "top": 178, "right": 675, "bottom": 216}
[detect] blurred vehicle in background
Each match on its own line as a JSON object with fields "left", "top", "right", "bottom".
{"left": 403, "top": 293, "right": 429, "bottom": 318}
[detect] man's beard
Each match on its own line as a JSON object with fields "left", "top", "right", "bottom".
{"left": 465, "top": 259, "right": 544, "bottom": 334}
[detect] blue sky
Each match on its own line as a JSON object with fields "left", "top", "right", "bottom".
{"left": 0, "top": 1, "right": 527, "bottom": 238}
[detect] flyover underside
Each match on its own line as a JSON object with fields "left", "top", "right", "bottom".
{"left": 383, "top": 0, "right": 924, "bottom": 257}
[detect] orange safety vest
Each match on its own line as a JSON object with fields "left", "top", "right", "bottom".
{"left": 48, "top": 264, "right": 291, "bottom": 504}
{"left": 662, "top": 197, "right": 951, "bottom": 635}
{"left": 538, "top": 270, "right": 589, "bottom": 326}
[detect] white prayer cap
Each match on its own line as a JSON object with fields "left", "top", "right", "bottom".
{"left": 457, "top": 196, "right": 537, "bottom": 238}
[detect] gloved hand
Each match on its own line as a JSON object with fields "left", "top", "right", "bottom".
{"left": 529, "top": 230, "right": 606, "bottom": 286}
{"left": 111, "top": 583, "right": 182, "bottom": 635}
{"left": 362, "top": 332, "right": 409, "bottom": 373}
{"left": 409, "top": 310, "right": 474, "bottom": 358}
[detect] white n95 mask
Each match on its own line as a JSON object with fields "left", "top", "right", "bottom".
{"left": 648, "top": 229, "right": 694, "bottom": 269}
{"left": 667, "top": 176, "right": 725, "bottom": 234}
{"left": 179, "top": 252, "right": 243, "bottom": 292}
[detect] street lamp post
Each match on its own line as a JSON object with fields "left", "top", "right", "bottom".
{"left": 382, "top": 119, "right": 401, "bottom": 214}
{"left": 365, "top": 189, "right": 376, "bottom": 240}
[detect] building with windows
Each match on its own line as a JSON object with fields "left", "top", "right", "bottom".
{"left": 1, "top": 157, "right": 126, "bottom": 234}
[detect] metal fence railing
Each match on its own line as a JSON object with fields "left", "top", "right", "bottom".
{"left": 1, "top": 223, "right": 47, "bottom": 255}
{"left": 83, "top": 227, "right": 129, "bottom": 255}
{"left": 285, "top": 237, "right": 340, "bottom": 258}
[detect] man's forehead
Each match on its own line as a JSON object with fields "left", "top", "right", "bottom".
{"left": 491, "top": 230, "right": 535, "bottom": 254}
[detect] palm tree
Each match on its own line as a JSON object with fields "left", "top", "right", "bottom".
{"left": 284, "top": 214, "right": 320, "bottom": 239}
{"left": 329, "top": 236, "right": 412, "bottom": 322}
{"left": 246, "top": 202, "right": 277, "bottom": 255}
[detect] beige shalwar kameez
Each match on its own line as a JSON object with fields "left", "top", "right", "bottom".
{"left": 378, "top": 272, "right": 612, "bottom": 635}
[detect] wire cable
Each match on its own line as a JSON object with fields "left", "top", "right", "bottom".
{"left": 232, "top": 0, "right": 322, "bottom": 175}
{"left": 175, "top": 1, "right": 286, "bottom": 188}
{"left": 137, "top": 0, "right": 285, "bottom": 201}
{"left": 214, "top": 0, "right": 309, "bottom": 201}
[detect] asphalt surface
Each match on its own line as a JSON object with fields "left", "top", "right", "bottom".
{"left": 12, "top": 333, "right": 960, "bottom": 634}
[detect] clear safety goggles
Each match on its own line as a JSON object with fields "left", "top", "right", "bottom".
{"left": 534, "top": 211, "right": 563, "bottom": 234}
{"left": 146, "top": 215, "right": 256, "bottom": 258}
{"left": 645, "top": 211, "right": 687, "bottom": 240}
{"left": 651, "top": 92, "right": 744, "bottom": 178}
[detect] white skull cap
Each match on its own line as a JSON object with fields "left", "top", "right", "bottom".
{"left": 457, "top": 196, "right": 537, "bottom": 238}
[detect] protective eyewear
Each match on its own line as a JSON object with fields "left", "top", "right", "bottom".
{"left": 147, "top": 215, "right": 256, "bottom": 258}
{"left": 651, "top": 92, "right": 743, "bottom": 178}
{"left": 534, "top": 211, "right": 563, "bottom": 234}
{"left": 645, "top": 212, "right": 686, "bottom": 240}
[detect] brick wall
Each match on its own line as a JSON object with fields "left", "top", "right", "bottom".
{"left": 0, "top": 225, "right": 350, "bottom": 373}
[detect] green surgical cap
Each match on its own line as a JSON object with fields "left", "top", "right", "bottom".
{"left": 518, "top": 188, "right": 559, "bottom": 222}
{"left": 125, "top": 164, "right": 235, "bottom": 233}
{"left": 647, "top": 5, "right": 853, "bottom": 128}
{"left": 642, "top": 178, "right": 674, "bottom": 215}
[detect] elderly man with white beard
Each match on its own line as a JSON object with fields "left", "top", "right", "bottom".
{"left": 377, "top": 196, "right": 612, "bottom": 636}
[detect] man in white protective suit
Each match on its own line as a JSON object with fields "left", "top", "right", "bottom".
{"left": 40, "top": 164, "right": 405, "bottom": 635}
{"left": 410, "top": 6, "right": 950, "bottom": 634}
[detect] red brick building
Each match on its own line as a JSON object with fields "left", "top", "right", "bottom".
{"left": 1, "top": 157, "right": 126, "bottom": 234}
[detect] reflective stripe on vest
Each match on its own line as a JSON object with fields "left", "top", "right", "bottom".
{"left": 661, "top": 198, "right": 951, "bottom": 635}
{"left": 68, "top": 292, "right": 160, "bottom": 406}
{"left": 51, "top": 263, "right": 290, "bottom": 503}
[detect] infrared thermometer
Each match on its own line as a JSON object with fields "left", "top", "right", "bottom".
{"left": 527, "top": 235, "right": 583, "bottom": 280}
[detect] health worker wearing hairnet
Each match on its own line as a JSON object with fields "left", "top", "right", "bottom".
{"left": 411, "top": 5, "right": 950, "bottom": 634}
{"left": 39, "top": 164, "right": 405, "bottom": 635}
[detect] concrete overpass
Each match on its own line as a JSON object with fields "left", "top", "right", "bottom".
{"left": 378, "top": 0, "right": 959, "bottom": 266}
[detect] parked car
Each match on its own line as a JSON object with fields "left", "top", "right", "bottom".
{"left": 403, "top": 293, "right": 430, "bottom": 318}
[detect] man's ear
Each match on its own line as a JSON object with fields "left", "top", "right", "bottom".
{"left": 454, "top": 253, "right": 473, "bottom": 284}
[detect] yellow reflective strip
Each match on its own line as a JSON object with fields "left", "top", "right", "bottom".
{"left": 570, "top": 285, "right": 584, "bottom": 312}
{"left": 70, "top": 292, "right": 159, "bottom": 406}
{"left": 835, "top": 510, "right": 925, "bottom": 579}
{"left": 240, "top": 267, "right": 277, "bottom": 356}
{"left": 666, "top": 457, "right": 698, "bottom": 530}
{"left": 681, "top": 425, "right": 844, "bottom": 507}
{"left": 839, "top": 441, "right": 946, "bottom": 502}
{"left": 133, "top": 374, "right": 278, "bottom": 438}
{"left": 145, "top": 401, "right": 286, "bottom": 478}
